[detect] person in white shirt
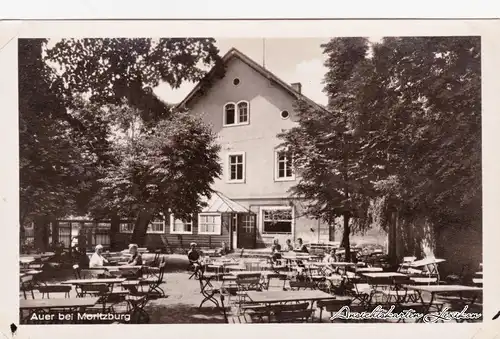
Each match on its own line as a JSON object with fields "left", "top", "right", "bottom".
{"left": 89, "top": 244, "right": 108, "bottom": 268}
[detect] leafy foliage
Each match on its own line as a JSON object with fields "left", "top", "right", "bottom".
{"left": 89, "top": 105, "right": 222, "bottom": 234}
{"left": 20, "top": 37, "right": 224, "bottom": 249}
{"left": 281, "top": 36, "right": 480, "bottom": 260}
{"left": 19, "top": 39, "right": 78, "bottom": 223}
{"left": 45, "top": 38, "right": 223, "bottom": 123}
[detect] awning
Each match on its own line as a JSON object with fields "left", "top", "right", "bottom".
{"left": 201, "top": 191, "right": 250, "bottom": 213}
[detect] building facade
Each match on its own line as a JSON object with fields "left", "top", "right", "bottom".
{"left": 170, "top": 48, "right": 332, "bottom": 249}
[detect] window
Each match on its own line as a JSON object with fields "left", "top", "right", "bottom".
{"left": 228, "top": 152, "right": 245, "bottom": 183}
{"left": 120, "top": 222, "right": 134, "bottom": 233}
{"left": 233, "top": 78, "right": 240, "bottom": 86}
{"left": 169, "top": 214, "right": 193, "bottom": 234}
{"left": 280, "top": 110, "right": 290, "bottom": 119}
{"left": 261, "top": 207, "right": 293, "bottom": 234}
{"left": 147, "top": 220, "right": 165, "bottom": 234}
{"left": 237, "top": 101, "right": 249, "bottom": 123}
{"left": 223, "top": 101, "right": 250, "bottom": 126}
{"left": 242, "top": 214, "right": 255, "bottom": 233}
{"left": 224, "top": 103, "right": 236, "bottom": 125}
{"left": 275, "top": 150, "right": 295, "bottom": 181}
{"left": 198, "top": 213, "right": 222, "bottom": 235}
{"left": 97, "top": 222, "right": 111, "bottom": 229}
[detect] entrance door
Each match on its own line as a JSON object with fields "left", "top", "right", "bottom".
{"left": 237, "top": 213, "right": 256, "bottom": 249}
{"left": 231, "top": 214, "right": 238, "bottom": 250}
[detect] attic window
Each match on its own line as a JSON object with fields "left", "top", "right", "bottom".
{"left": 233, "top": 78, "right": 240, "bottom": 86}
{"left": 280, "top": 110, "right": 290, "bottom": 119}
{"left": 224, "top": 101, "right": 250, "bottom": 127}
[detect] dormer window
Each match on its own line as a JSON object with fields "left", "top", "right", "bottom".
{"left": 224, "top": 101, "right": 250, "bottom": 127}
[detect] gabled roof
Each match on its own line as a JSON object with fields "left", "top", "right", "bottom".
{"left": 177, "top": 47, "right": 328, "bottom": 113}
{"left": 201, "top": 191, "right": 250, "bottom": 213}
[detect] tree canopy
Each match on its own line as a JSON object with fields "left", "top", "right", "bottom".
{"left": 20, "top": 37, "right": 224, "bottom": 249}
{"left": 280, "top": 36, "right": 481, "bottom": 261}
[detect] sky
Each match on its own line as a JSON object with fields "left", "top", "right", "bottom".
{"left": 154, "top": 38, "right": 332, "bottom": 106}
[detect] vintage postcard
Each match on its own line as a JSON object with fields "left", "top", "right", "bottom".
{"left": 0, "top": 17, "right": 499, "bottom": 339}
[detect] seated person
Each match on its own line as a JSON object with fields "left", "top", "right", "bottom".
{"left": 270, "top": 239, "right": 282, "bottom": 262}
{"left": 294, "top": 238, "right": 309, "bottom": 254}
{"left": 127, "top": 244, "right": 143, "bottom": 266}
{"left": 89, "top": 244, "right": 108, "bottom": 268}
{"left": 215, "top": 241, "right": 228, "bottom": 256}
{"left": 284, "top": 239, "right": 294, "bottom": 252}
{"left": 188, "top": 243, "right": 204, "bottom": 276}
{"left": 322, "top": 249, "right": 338, "bottom": 276}
{"left": 323, "top": 249, "right": 338, "bottom": 263}
{"left": 188, "top": 242, "right": 201, "bottom": 263}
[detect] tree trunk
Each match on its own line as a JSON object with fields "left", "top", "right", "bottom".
{"left": 328, "top": 222, "right": 335, "bottom": 242}
{"left": 51, "top": 219, "right": 59, "bottom": 245}
{"left": 110, "top": 214, "right": 120, "bottom": 251}
{"left": 387, "top": 210, "right": 398, "bottom": 269}
{"left": 130, "top": 210, "right": 153, "bottom": 247}
{"left": 341, "top": 214, "right": 351, "bottom": 262}
{"left": 33, "top": 215, "right": 50, "bottom": 253}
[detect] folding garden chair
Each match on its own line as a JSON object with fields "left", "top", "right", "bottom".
{"left": 38, "top": 283, "right": 72, "bottom": 299}
{"left": 317, "top": 298, "right": 353, "bottom": 322}
{"left": 268, "top": 303, "right": 314, "bottom": 323}
{"left": 20, "top": 275, "right": 36, "bottom": 299}
{"left": 138, "top": 257, "right": 166, "bottom": 297}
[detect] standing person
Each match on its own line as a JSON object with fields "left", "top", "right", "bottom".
{"left": 89, "top": 244, "right": 109, "bottom": 268}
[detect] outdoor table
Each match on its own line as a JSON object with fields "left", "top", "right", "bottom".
{"left": 64, "top": 278, "right": 126, "bottom": 285}
{"left": 245, "top": 290, "right": 336, "bottom": 309}
{"left": 20, "top": 297, "right": 100, "bottom": 324}
{"left": 406, "top": 284, "right": 483, "bottom": 320}
{"left": 20, "top": 257, "right": 36, "bottom": 269}
{"left": 410, "top": 276, "right": 438, "bottom": 285}
{"left": 362, "top": 272, "right": 406, "bottom": 278}
{"left": 356, "top": 267, "right": 383, "bottom": 273}
{"left": 472, "top": 278, "right": 483, "bottom": 285}
{"left": 225, "top": 265, "right": 247, "bottom": 271}
{"left": 410, "top": 258, "right": 445, "bottom": 281}
{"left": 330, "top": 262, "right": 357, "bottom": 270}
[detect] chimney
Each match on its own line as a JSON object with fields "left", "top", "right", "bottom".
{"left": 291, "top": 82, "right": 302, "bottom": 93}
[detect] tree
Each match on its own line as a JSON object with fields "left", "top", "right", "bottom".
{"left": 368, "top": 37, "right": 481, "bottom": 265}
{"left": 280, "top": 38, "right": 383, "bottom": 261}
{"left": 91, "top": 105, "right": 222, "bottom": 246}
{"left": 19, "top": 39, "right": 83, "bottom": 251}
{"left": 45, "top": 38, "right": 223, "bottom": 123}
{"left": 20, "top": 38, "right": 223, "bottom": 251}
{"left": 310, "top": 36, "right": 481, "bottom": 266}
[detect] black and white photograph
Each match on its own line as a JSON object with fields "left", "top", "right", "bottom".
{"left": 16, "top": 33, "right": 483, "bottom": 325}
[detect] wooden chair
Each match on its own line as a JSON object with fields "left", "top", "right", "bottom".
{"left": 289, "top": 280, "right": 318, "bottom": 291}
{"left": 38, "top": 284, "right": 72, "bottom": 299}
{"left": 139, "top": 257, "right": 166, "bottom": 297}
{"left": 384, "top": 276, "right": 419, "bottom": 303}
{"left": 228, "top": 313, "right": 254, "bottom": 324}
{"left": 317, "top": 298, "right": 352, "bottom": 322}
{"left": 269, "top": 303, "right": 313, "bottom": 323}
{"left": 20, "top": 275, "right": 36, "bottom": 299}
{"left": 73, "top": 264, "right": 82, "bottom": 279}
